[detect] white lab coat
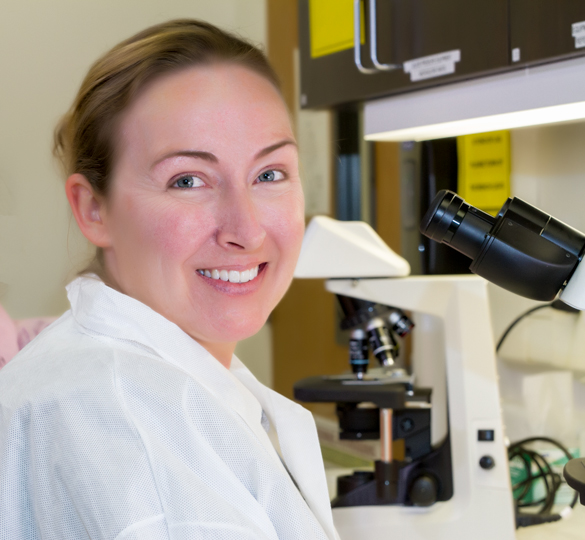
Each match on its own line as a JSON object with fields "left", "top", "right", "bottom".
{"left": 0, "top": 277, "right": 339, "bottom": 540}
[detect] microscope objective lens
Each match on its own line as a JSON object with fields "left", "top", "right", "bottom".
{"left": 349, "top": 328, "right": 369, "bottom": 377}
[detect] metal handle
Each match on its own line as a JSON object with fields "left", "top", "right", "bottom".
{"left": 368, "top": 0, "right": 401, "bottom": 71}
{"left": 354, "top": 0, "right": 377, "bottom": 74}
{"left": 354, "top": 0, "right": 401, "bottom": 75}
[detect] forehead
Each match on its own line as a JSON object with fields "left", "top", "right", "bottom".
{"left": 116, "top": 64, "right": 293, "bottom": 158}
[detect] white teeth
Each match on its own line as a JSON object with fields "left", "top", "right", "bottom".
{"left": 198, "top": 265, "right": 261, "bottom": 283}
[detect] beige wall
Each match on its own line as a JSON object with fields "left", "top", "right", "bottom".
{"left": 511, "top": 121, "right": 585, "bottom": 232}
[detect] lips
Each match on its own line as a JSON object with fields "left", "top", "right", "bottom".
{"left": 196, "top": 264, "right": 261, "bottom": 283}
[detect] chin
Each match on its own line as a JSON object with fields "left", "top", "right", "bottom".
{"left": 223, "top": 320, "right": 269, "bottom": 343}
{"left": 189, "top": 312, "right": 270, "bottom": 346}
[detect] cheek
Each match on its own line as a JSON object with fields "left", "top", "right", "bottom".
{"left": 264, "top": 191, "right": 305, "bottom": 264}
{"left": 153, "top": 209, "right": 203, "bottom": 255}
{"left": 111, "top": 196, "right": 213, "bottom": 261}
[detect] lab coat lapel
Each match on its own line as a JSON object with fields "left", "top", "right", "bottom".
{"left": 268, "top": 391, "right": 338, "bottom": 540}
{"left": 232, "top": 359, "right": 337, "bottom": 540}
{"left": 68, "top": 277, "right": 279, "bottom": 464}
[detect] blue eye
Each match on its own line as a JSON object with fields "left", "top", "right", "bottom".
{"left": 258, "top": 170, "right": 284, "bottom": 183}
{"left": 259, "top": 171, "right": 275, "bottom": 182}
{"left": 173, "top": 175, "right": 203, "bottom": 189}
{"left": 176, "top": 176, "right": 194, "bottom": 188}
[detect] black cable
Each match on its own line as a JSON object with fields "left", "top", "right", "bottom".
{"left": 496, "top": 303, "right": 554, "bottom": 353}
{"left": 496, "top": 299, "right": 580, "bottom": 353}
{"left": 498, "top": 305, "right": 582, "bottom": 527}
{"left": 508, "top": 436, "right": 578, "bottom": 528}
{"left": 511, "top": 448, "right": 555, "bottom": 512}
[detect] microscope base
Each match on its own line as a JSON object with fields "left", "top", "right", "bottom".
{"left": 332, "top": 437, "right": 453, "bottom": 508}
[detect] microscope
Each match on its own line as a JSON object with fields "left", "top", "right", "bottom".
{"left": 292, "top": 191, "right": 585, "bottom": 540}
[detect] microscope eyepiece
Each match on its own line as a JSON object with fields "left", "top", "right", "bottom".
{"left": 420, "top": 190, "right": 585, "bottom": 302}
{"left": 420, "top": 190, "right": 496, "bottom": 261}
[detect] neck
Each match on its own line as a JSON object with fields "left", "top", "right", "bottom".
{"left": 98, "top": 255, "right": 236, "bottom": 367}
{"left": 197, "top": 340, "right": 236, "bottom": 369}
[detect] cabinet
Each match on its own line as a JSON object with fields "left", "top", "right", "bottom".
{"left": 299, "top": 0, "right": 509, "bottom": 108}
{"left": 300, "top": 0, "right": 585, "bottom": 109}
{"left": 510, "top": 0, "right": 585, "bottom": 65}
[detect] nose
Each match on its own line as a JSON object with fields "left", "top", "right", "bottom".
{"left": 215, "top": 187, "right": 266, "bottom": 251}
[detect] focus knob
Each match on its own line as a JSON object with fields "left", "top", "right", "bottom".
{"left": 479, "top": 455, "right": 495, "bottom": 470}
{"left": 409, "top": 474, "right": 438, "bottom": 507}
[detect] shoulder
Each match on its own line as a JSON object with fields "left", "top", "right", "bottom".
{"left": 0, "top": 310, "right": 187, "bottom": 414}
{"left": 1, "top": 314, "right": 94, "bottom": 401}
{"left": 0, "top": 314, "right": 169, "bottom": 539}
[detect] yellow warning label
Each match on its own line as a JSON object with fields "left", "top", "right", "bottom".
{"left": 457, "top": 130, "right": 511, "bottom": 215}
{"left": 309, "top": 0, "right": 364, "bottom": 58}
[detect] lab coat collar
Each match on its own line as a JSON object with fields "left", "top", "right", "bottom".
{"left": 66, "top": 277, "right": 276, "bottom": 463}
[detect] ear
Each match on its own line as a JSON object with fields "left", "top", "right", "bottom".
{"left": 65, "top": 174, "right": 111, "bottom": 248}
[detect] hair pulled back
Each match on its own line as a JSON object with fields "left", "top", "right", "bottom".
{"left": 54, "top": 19, "right": 280, "bottom": 197}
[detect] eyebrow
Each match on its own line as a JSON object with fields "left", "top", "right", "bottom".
{"left": 152, "top": 139, "right": 297, "bottom": 169}
{"left": 152, "top": 150, "right": 218, "bottom": 168}
{"left": 254, "top": 139, "right": 297, "bottom": 159}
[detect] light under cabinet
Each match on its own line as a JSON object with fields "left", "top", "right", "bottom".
{"left": 364, "top": 55, "right": 585, "bottom": 142}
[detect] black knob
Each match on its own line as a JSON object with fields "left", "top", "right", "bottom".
{"left": 409, "top": 474, "right": 438, "bottom": 507}
{"left": 337, "top": 471, "right": 375, "bottom": 498}
{"left": 564, "top": 458, "right": 585, "bottom": 505}
{"left": 479, "top": 455, "right": 495, "bottom": 470}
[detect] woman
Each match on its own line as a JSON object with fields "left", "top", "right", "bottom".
{"left": 0, "top": 20, "right": 338, "bottom": 540}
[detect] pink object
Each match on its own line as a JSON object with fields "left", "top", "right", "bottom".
{"left": 0, "top": 303, "right": 57, "bottom": 370}
{"left": 0, "top": 304, "right": 18, "bottom": 369}
{"left": 14, "top": 318, "right": 57, "bottom": 351}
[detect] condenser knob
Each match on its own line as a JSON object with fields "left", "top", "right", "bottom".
{"left": 409, "top": 474, "right": 437, "bottom": 507}
{"left": 479, "top": 455, "right": 495, "bottom": 470}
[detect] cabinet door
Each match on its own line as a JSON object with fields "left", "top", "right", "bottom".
{"left": 510, "top": 0, "right": 585, "bottom": 66}
{"left": 299, "top": 0, "right": 509, "bottom": 109}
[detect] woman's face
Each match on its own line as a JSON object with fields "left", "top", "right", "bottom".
{"left": 98, "top": 64, "right": 304, "bottom": 361}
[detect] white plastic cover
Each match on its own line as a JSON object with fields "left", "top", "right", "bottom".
{"left": 561, "top": 258, "right": 585, "bottom": 310}
{"left": 294, "top": 216, "right": 410, "bottom": 279}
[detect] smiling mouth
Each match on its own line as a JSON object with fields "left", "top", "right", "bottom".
{"left": 196, "top": 264, "right": 264, "bottom": 283}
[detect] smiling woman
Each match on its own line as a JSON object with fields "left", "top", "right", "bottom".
{"left": 66, "top": 63, "right": 304, "bottom": 366}
{"left": 0, "top": 20, "right": 338, "bottom": 540}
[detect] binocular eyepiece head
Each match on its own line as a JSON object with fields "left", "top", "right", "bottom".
{"left": 420, "top": 190, "right": 585, "bottom": 302}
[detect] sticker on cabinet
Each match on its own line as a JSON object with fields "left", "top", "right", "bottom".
{"left": 309, "top": 0, "right": 365, "bottom": 58}
{"left": 403, "top": 50, "right": 461, "bottom": 82}
{"left": 457, "top": 130, "right": 510, "bottom": 215}
{"left": 572, "top": 21, "right": 585, "bottom": 49}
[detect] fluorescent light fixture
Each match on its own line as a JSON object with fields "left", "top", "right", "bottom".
{"left": 364, "top": 55, "right": 585, "bottom": 142}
